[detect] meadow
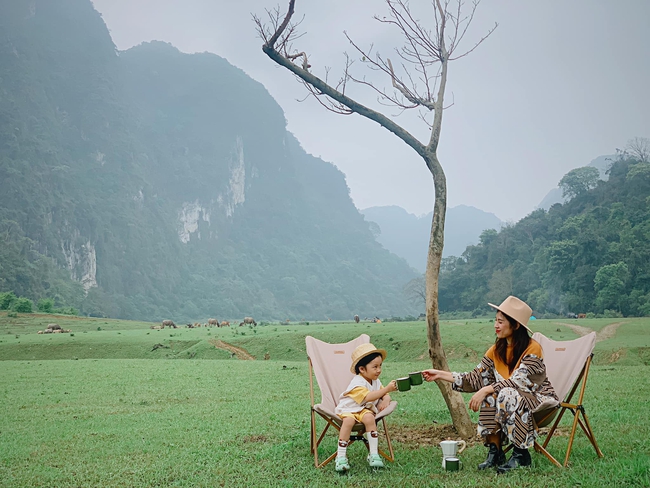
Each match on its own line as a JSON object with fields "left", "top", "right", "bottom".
{"left": 1, "top": 312, "right": 649, "bottom": 487}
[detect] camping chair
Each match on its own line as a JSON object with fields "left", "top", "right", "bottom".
{"left": 305, "top": 334, "right": 397, "bottom": 468}
{"left": 529, "top": 331, "right": 604, "bottom": 467}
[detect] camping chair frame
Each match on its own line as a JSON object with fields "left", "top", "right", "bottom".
{"left": 533, "top": 352, "right": 603, "bottom": 467}
{"left": 504, "top": 346, "right": 604, "bottom": 467}
{"left": 307, "top": 351, "right": 395, "bottom": 468}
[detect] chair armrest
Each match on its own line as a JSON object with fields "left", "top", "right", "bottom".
{"left": 375, "top": 400, "right": 397, "bottom": 421}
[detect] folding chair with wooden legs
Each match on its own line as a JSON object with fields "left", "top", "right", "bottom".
{"left": 529, "top": 332, "right": 604, "bottom": 467}
{"left": 306, "top": 335, "right": 397, "bottom": 468}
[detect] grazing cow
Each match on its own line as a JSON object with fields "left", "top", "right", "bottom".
{"left": 151, "top": 325, "right": 164, "bottom": 330}
{"left": 354, "top": 315, "right": 360, "bottom": 323}
{"left": 37, "top": 330, "right": 44, "bottom": 334}
{"left": 162, "top": 320, "right": 176, "bottom": 329}
{"left": 239, "top": 316, "right": 257, "bottom": 327}
{"left": 208, "top": 318, "right": 218, "bottom": 327}
{"left": 47, "top": 323, "right": 61, "bottom": 330}
{"left": 219, "top": 321, "right": 230, "bottom": 327}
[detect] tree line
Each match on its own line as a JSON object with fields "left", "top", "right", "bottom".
{"left": 430, "top": 151, "right": 650, "bottom": 317}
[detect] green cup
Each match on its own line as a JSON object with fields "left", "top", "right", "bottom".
{"left": 444, "top": 457, "right": 460, "bottom": 471}
{"left": 409, "top": 371, "right": 423, "bottom": 386}
{"left": 396, "top": 377, "right": 411, "bottom": 391}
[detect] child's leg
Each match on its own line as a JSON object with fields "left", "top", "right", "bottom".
{"left": 338, "top": 417, "right": 356, "bottom": 459}
{"left": 361, "top": 413, "right": 379, "bottom": 455}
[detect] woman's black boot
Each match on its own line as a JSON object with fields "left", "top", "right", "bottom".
{"left": 477, "top": 443, "right": 505, "bottom": 470}
{"left": 497, "top": 447, "right": 532, "bottom": 474}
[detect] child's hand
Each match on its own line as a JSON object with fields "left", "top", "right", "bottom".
{"left": 378, "top": 397, "right": 390, "bottom": 411}
{"left": 386, "top": 379, "right": 397, "bottom": 392}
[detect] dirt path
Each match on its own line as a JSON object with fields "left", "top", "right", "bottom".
{"left": 209, "top": 339, "right": 255, "bottom": 360}
{"left": 594, "top": 322, "right": 625, "bottom": 342}
{"left": 554, "top": 322, "right": 593, "bottom": 337}
{"left": 553, "top": 321, "right": 626, "bottom": 342}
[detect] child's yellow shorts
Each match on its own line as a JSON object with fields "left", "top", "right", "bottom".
{"left": 338, "top": 409, "right": 375, "bottom": 423}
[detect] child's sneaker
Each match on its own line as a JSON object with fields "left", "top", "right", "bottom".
{"left": 335, "top": 456, "right": 350, "bottom": 472}
{"left": 367, "top": 453, "right": 385, "bottom": 468}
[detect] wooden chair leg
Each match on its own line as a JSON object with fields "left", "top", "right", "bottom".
{"left": 580, "top": 409, "right": 603, "bottom": 458}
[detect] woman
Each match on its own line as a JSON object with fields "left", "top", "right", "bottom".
{"left": 423, "top": 296, "right": 558, "bottom": 473}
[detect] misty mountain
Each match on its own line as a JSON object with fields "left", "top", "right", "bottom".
{"left": 0, "top": 0, "right": 418, "bottom": 321}
{"left": 361, "top": 205, "right": 503, "bottom": 272}
{"left": 537, "top": 155, "right": 614, "bottom": 210}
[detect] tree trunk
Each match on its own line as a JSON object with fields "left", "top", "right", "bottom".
{"left": 424, "top": 154, "right": 475, "bottom": 439}
{"left": 258, "top": 0, "right": 478, "bottom": 439}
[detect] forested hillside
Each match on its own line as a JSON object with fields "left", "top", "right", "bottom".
{"left": 438, "top": 156, "right": 650, "bottom": 317}
{"left": 0, "top": 0, "right": 418, "bottom": 321}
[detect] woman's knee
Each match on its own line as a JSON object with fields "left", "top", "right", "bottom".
{"left": 497, "top": 387, "right": 518, "bottom": 403}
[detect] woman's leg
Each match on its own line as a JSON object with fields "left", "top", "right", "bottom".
{"left": 494, "top": 387, "right": 534, "bottom": 473}
{"left": 477, "top": 393, "right": 506, "bottom": 469}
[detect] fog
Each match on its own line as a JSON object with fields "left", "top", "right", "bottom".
{"left": 92, "top": 0, "right": 650, "bottom": 221}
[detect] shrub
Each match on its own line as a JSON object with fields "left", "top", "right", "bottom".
{"left": 7, "top": 311, "right": 18, "bottom": 318}
{"left": 603, "top": 309, "right": 623, "bottom": 318}
{"left": 12, "top": 298, "right": 33, "bottom": 313}
{"left": 53, "top": 307, "right": 79, "bottom": 316}
{"left": 37, "top": 298, "right": 54, "bottom": 313}
{"left": 0, "top": 291, "right": 17, "bottom": 310}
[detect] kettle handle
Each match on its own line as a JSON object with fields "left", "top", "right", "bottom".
{"left": 457, "top": 440, "right": 466, "bottom": 454}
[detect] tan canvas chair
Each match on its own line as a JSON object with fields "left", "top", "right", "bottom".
{"left": 530, "top": 331, "right": 604, "bottom": 467}
{"left": 305, "top": 334, "right": 397, "bottom": 468}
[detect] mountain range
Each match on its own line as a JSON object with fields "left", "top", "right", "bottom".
{"left": 0, "top": 0, "right": 418, "bottom": 321}
{"left": 361, "top": 205, "right": 503, "bottom": 272}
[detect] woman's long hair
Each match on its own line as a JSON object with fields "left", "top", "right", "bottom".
{"left": 495, "top": 312, "right": 531, "bottom": 373}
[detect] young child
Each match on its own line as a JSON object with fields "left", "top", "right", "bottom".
{"left": 334, "top": 343, "right": 397, "bottom": 471}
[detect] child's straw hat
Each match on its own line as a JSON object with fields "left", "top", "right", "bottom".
{"left": 350, "top": 343, "right": 387, "bottom": 373}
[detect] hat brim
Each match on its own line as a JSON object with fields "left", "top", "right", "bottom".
{"left": 488, "top": 303, "right": 533, "bottom": 335}
{"left": 350, "top": 348, "right": 387, "bottom": 373}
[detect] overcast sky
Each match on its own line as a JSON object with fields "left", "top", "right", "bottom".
{"left": 91, "top": 0, "right": 649, "bottom": 222}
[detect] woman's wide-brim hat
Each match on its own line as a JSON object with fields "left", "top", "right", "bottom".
{"left": 350, "top": 343, "right": 387, "bottom": 373}
{"left": 488, "top": 295, "right": 534, "bottom": 334}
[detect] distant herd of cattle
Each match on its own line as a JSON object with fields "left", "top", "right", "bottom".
{"left": 149, "top": 317, "right": 257, "bottom": 330}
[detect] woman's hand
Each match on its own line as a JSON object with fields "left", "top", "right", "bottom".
{"left": 422, "top": 369, "right": 448, "bottom": 382}
{"left": 469, "top": 388, "right": 488, "bottom": 412}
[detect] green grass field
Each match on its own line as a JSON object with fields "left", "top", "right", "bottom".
{"left": 1, "top": 312, "right": 649, "bottom": 487}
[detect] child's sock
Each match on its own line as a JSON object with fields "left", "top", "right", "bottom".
{"left": 337, "top": 439, "right": 349, "bottom": 459}
{"left": 367, "top": 431, "right": 379, "bottom": 455}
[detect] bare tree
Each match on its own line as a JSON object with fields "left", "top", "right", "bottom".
{"left": 403, "top": 275, "right": 426, "bottom": 308}
{"left": 255, "top": 0, "right": 495, "bottom": 437}
{"left": 626, "top": 136, "right": 650, "bottom": 163}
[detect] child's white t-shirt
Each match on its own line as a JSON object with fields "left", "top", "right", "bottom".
{"left": 335, "top": 374, "right": 383, "bottom": 415}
